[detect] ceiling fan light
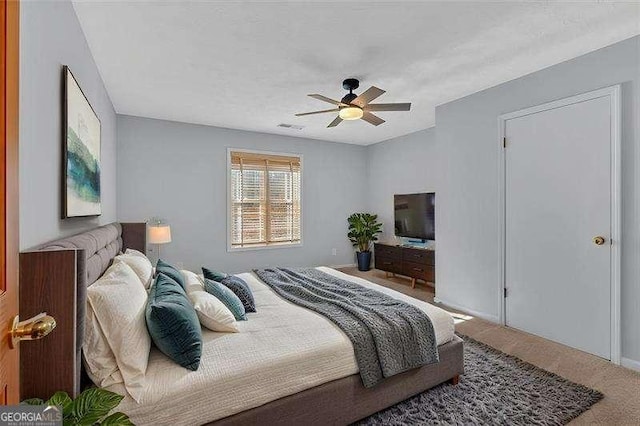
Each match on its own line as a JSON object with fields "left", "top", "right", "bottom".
{"left": 339, "top": 106, "right": 363, "bottom": 121}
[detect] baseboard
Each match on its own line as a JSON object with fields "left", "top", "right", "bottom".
{"left": 621, "top": 357, "right": 640, "bottom": 372}
{"left": 328, "top": 263, "right": 357, "bottom": 269}
{"left": 434, "top": 298, "right": 640, "bottom": 372}
{"left": 433, "top": 296, "right": 500, "bottom": 323}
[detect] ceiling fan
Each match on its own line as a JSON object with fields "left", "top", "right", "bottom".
{"left": 295, "top": 78, "right": 411, "bottom": 128}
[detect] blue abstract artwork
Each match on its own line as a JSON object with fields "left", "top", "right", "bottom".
{"left": 64, "top": 66, "right": 101, "bottom": 217}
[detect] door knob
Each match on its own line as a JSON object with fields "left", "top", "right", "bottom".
{"left": 593, "top": 236, "right": 606, "bottom": 246}
{"left": 9, "top": 312, "right": 56, "bottom": 349}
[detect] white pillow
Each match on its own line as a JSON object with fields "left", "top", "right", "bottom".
{"left": 125, "top": 248, "right": 147, "bottom": 258}
{"left": 83, "top": 304, "right": 123, "bottom": 387}
{"left": 181, "top": 270, "right": 238, "bottom": 332}
{"left": 188, "top": 290, "right": 239, "bottom": 333}
{"left": 114, "top": 249, "right": 153, "bottom": 288}
{"left": 181, "top": 269, "right": 204, "bottom": 293}
{"left": 87, "top": 261, "right": 151, "bottom": 402}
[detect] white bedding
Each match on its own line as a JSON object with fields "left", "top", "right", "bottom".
{"left": 107, "top": 267, "right": 455, "bottom": 425}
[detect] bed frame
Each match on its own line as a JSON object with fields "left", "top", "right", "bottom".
{"left": 19, "top": 223, "right": 464, "bottom": 424}
{"left": 212, "top": 336, "right": 463, "bottom": 425}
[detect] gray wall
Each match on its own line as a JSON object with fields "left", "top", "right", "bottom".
{"left": 434, "top": 36, "right": 640, "bottom": 365}
{"left": 34, "top": 2, "right": 635, "bottom": 366}
{"left": 116, "top": 115, "right": 367, "bottom": 272}
{"left": 20, "top": 0, "right": 117, "bottom": 249}
{"left": 366, "top": 128, "right": 437, "bottom": 243}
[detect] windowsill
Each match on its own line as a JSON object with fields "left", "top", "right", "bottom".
{"left": 227, "top": 241, "right": 303, "bottom": 253}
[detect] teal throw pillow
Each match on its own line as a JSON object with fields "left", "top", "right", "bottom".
{"left": 204, "top": 278, "right": 247, "bottom": 321}
{"left": 146, "top": 273, "right": 202, "bottom": 370}
{"left": 156, "top": 259, "right": 186, "bottom": 289}
{"left": 202, "top": 267, "right": 228, "bottom": 282}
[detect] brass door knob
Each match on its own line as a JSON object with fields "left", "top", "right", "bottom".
{"left": 593, "top": 236, "right": 606, "bottom": 246}
{"left": 9, "top": 313, "right": 56, "bottom": 349}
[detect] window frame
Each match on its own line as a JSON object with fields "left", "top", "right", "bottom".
{"left": 226, "top": 147, "right": 303, "bottom": 252}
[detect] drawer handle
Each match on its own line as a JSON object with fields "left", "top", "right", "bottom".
{"left": 383, "top": 261, "right": 391, "bottom": 265}
{"left": 413, "top": 254, "right": 421, "bottom": 258}
{"left": 412, "top": 267, "right": 423, "bottom": 272}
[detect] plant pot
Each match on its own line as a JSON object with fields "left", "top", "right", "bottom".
{"left": 356, "top": 251, "right": 372, "bottom": 271}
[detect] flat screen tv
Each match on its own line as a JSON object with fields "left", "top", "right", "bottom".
{"left": 394, "top": 192, "right": 435, "bottom": 241}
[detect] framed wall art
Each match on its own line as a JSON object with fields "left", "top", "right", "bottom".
{"left": 62, "top": 65, "right": 101, "bottom": 218}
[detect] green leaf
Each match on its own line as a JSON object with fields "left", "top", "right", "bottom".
{"left": 100, "top": 412, "right": 135, "bottom": 426}
{"left": 347, "top": 212, "right": 382, "bottom": 252}
{"left": 70, "top": 388, "right": 124, "bottom": 425}
{"left": 46, "top": 391, "right": 73, "bottom": 416}
{"left": 21, "top": 398, "right": 44, "bottom": 405}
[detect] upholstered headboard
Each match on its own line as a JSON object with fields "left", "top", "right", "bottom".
{"left": 35, "top": 222, "right": 146, "bottom": 287}
{"left": 37, "top": 223, "right": 123, "bottom": 286}
{"left": 19, "top": 222, "right": 146, "bottom": 400}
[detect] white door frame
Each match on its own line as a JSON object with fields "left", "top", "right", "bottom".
{"left": 497, "top": 85, "right": 621, "bottom": 364}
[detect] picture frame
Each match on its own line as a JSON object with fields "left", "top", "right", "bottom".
{"left": 62, "top": 65, "right": 101, "bottom": 218}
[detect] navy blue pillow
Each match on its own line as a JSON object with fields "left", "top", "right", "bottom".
{"left": 157, "top": 259, "right": 186, "bottom": 289}
{"left": 146, "top": 273, "right": 202, "bottom": 370}
{"left": 221, "top": 276, "right": 256, "bottom": 313}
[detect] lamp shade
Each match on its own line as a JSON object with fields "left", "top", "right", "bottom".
{"left": 149, "top": 225, "right": 172, "bottom": 244}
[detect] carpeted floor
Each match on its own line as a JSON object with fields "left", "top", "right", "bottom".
{"left": 356, "top": 335, "right": 603, "bottom": 426}
{"left": 339, "top": 267, "right": 640, "bottom": 424}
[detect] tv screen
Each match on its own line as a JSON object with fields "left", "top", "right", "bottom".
{"left": 394, "top": 193, "right": 435, "bottom": 240}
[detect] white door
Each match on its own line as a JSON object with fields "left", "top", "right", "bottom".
{"left": 503, "top": 87, "right": 620, "bottom": 361}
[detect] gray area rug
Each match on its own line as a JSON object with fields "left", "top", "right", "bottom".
{"left": 356, "top": 335, "right": 603, "bottom": 425}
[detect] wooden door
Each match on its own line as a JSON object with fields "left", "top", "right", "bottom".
{"left": 0, "top": 0, "right": 20, "bottom": 405}
{"left": 504, "top": 87, "right": 620, "bottom": 360}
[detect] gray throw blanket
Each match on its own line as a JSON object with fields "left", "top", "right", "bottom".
{"left": 253, "top": 267, "right": 439, "bottom": 387}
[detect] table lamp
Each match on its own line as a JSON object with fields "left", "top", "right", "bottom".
{"left": 148, "top": 221, "right": 172, "bottom": 261}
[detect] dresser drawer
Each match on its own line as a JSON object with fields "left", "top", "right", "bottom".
{"left": 402, "top": 248, "right": 434, "bottom": 265}
{"left": 374, "top": 244, "right": 401, "bottom": 260}
{"left": 374, "top": 257, "right": 402, "bottom": 274}
{"left": 402, "top": 261, "right": 435, "bottom": 282}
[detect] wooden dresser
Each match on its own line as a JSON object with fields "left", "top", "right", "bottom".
{"left": 374, "top": 243, "right": 435, "bottom": 288}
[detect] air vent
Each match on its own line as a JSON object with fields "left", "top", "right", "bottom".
{"left": 277, "top": 123, "right": 304, "bottom": 130}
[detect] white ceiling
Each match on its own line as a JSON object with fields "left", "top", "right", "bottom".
{"left": 72, "top": 1, "right": 640, "bottom": 145}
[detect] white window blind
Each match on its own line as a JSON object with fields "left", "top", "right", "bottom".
{"left": 230, "top": 151, "right": 301, "bottom": 248}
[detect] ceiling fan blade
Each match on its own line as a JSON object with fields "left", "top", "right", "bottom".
{"left": 308, "top": 94, "right": 346, "bottom": 106}
{"left": 361, "top": 111, "right": 385, "bottom": 126}
{"left": 366, "top": 103, "right": 411, "bottom": 112}
{"left": 327, "top": 116, "right": 343, "bottom": 128}
{"left": 295, "top": 108, "right": 339, "bottom": 117}
{"left": 351, "top": 86, "right": 385, "bottom": 108}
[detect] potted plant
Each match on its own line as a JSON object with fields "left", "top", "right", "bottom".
{"left": 347, "top": 213, "right": 383, "bottom": 271}
{"left": 23, "top": 388, "right": 133, "bottom": 425}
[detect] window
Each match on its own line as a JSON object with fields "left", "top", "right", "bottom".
{"left": 229, "top": 150, "right": 301, "bottom": 249}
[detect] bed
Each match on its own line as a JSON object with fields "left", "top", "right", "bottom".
{"left": 20, "top": 223, "right": 464, "bottom": 425}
